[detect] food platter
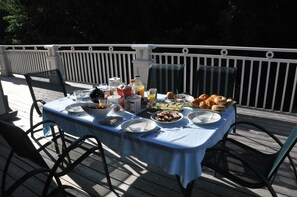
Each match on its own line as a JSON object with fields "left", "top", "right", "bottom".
{"left": 188, "top": 101, "right": 235, "bottom": 112}
{"left": 188, "top": 93, "right": 238, "bottom": 112}
{"left": 151, "top": 110, "right": 183, "bottom": 124}
{"left": 149, "top": 101, "right": 184, "bottom": 111}
{"left": 188, "top": 110, "right": 221, "bottom": 125}
{"left": 121, "top": 119, "right": 157, "bottom": 133}
{"left": 65, "top": 103, "right": 85, "bottom": 113}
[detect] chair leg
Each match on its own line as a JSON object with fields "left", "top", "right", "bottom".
{"left": 266, "top": 184, "right": 278, "bottom": 197}
{"left": 56, "top": 129, "right": 72, "bottom": 164}
{"left": 43, "top": 174, "right": 63, "bottom": 196}
{"left": 2, "top": 151, "right": 14, "bottom": 196}
{"left": 232, "top": 105, "right": 237, "bottom": 133}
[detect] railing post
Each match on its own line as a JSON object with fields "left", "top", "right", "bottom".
{"left": 131, "top": 44, "right": 156, "bottom": 89}
{"left": 0, "top": 46, "right": 11, "bottom": 76}
{"left": 44, "top": 45, "right": 65, "bottom": 83}
{"left": 44, "top": 45, "right": 64, "bottom": 74}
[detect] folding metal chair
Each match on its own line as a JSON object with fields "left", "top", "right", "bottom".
{"left": 24, "top": 69, "right": 67, "bottom": 128}
{"left": 0, "top": 120, "right": 116, "bottom": 196}
{"left": 193, "top": 65, "right": 237, "bottom": 99}
{"left": 201, "top": 121, "right": 297, "bottom": 197}
{"left": 147, "top": 64, "right": 185, "bottom": 94}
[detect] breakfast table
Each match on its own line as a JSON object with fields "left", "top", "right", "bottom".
{"left": 42, "top": 94, "right": 236, "bottom": 196}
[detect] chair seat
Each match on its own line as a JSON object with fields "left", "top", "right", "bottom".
{"left": 202, "top": 138, "right": 277, "bottom": 188}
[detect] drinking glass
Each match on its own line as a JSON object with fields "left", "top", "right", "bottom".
{"left": 147, "top": 88, "right": 157, "bottom": 103}
{"left": 73, "top": 90, "right": 83, "bottom": 102}
{"left": 73, "top": 90, "right": 90, "bottom": 102}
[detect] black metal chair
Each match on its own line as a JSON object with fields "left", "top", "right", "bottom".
{"left": 24, "top": 69, "right": 67, "bottom": 128}
{"left": 0, "top": 120, "right": 116, "bottom": 197}
{"left": 194, "top": 65, "right": 238, "bottom": 132}
{"left": 147, "top": 64, "right": 185, "bottom": 94}
{"left": 193, "top": 65, "right": 238, "bottom": 99}
{"left": 201, "top": 121, "right": 297, "bottom": 197}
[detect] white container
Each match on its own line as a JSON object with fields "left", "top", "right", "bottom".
{"left": 108, "top": 77, "right": 121, "bottom": 95}
{"left": 108, "top": 95, "right": 121, "bottom": 105}
{"left": 129, "top": 95, "right": 141, "bottom": 113}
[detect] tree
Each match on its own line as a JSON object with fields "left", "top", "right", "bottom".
{"left": 1, "top": 0, "right": 297, "bottom": 47}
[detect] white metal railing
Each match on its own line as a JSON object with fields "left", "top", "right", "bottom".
{"left": 57, "top": 44, "right": 136, "bottom": 85}
{"left": 151, "top": 44, "right": 297, "bottom": 113}
{"left": 0, "top": 44, "right": 297, "bottom": 114}
{"left": 4, "top": 45, "right": 48, "bottom": 74}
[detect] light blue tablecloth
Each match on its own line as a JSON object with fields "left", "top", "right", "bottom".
{"left": 43, "top": 97, "right": 235, "bottom": 188}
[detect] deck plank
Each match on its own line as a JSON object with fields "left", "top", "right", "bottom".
{"left": 1, "top": 74, "right": 297, "bottom": 197}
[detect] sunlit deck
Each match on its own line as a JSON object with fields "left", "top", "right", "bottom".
{"left": 1, "top": 74, "right": 297, "bottom": 197}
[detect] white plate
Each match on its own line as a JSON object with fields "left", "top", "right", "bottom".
{"left": 150, "top": 111, "right": 184, "bottom": 124}
{"left": 122, "top": 119, "right": 157, "bottom": 133}
{"left": 188, "top": 111, "right": 221, "bottom": 125}
{"left": 175, "top": 94, "right": 194, "bottom": 102}
{"left": 65, "top": 103, "right": 85, "bottom": 113}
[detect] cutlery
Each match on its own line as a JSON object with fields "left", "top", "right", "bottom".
{"left": 140, "top": 127, "right": 161, "bottom": 138}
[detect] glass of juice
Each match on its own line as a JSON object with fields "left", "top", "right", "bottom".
{"left": 138, "top": 86, "right": 144, "bottom": 97}
{"left": 148, "top": 88, "right": 157, "bottom": 103}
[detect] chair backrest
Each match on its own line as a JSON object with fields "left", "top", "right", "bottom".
{"left": 25, "top": 69, "right": 67, "bottom": 111}
{"left": 268, "top": 125, "right": 297, "bottom": 179}
{"left": 0, "top": 120, "right": 47, "bottom": 167}
{"left": 194, "top": 65, "right": 237, "bottom": 98}
{"left": 147, "top": 64, "right": 185, "bottom": 94}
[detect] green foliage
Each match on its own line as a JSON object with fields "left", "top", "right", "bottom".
{"left": 1, "top": 0, "right": 297, "bottom": 47}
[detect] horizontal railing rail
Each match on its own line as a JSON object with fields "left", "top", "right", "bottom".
{"left": 0, "top": 44, "right": 296, "bottom": 114}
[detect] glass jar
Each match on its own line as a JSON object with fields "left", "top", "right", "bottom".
{"left": 108, "top": 77, "right": 121, "bottom": 95}
{"left": 134, "top": 75, "right": 144, "bottom": 97}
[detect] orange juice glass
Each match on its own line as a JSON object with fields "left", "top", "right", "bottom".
{"left": 148, "top": 88, "right": 157, "bottom": 102}
{"left": 148, "top": 93, "right": 156, "bottom": 101}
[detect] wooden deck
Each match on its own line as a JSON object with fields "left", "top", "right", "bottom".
{"left": 1, "top": 74, "right": 297, "bottom": 197}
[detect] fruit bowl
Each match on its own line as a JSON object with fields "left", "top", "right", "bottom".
{"left": 81, "top": 103, "right": 112, "bottom": 117}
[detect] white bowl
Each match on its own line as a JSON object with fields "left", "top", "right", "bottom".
{"left": 81, "top": 103, "right": 112, "bottom": 117}
{"left": 188, "top": 110, "right": 221, "bottom": 125}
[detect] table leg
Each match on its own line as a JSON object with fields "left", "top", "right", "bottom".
{"left": 176, "top": 176, "right": 194, "bottom": 197}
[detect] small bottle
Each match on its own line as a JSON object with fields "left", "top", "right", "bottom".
{"left": 134, "top": 75, "right": 144, "bottom": 97}
{"left": 128, "top": 79, "right": 135, "bottom": 96}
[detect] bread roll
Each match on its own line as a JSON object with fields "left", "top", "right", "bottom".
{"left": 214, "top": 96, "right": 227, "bottom": 105}
{"left": 199, "top": 101, "right": 210, "bottom": 109}
{"left": 208, "top": 94, "right": 218, "bottom": 101}
{"left": 190, "top": 98, "right": 200, "bottom": 108}
{"left": 211, "top": 104, "right": 226, "bottom": 111}
{"left": 167, "top": 91, "right": 175, "bottom": 99}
